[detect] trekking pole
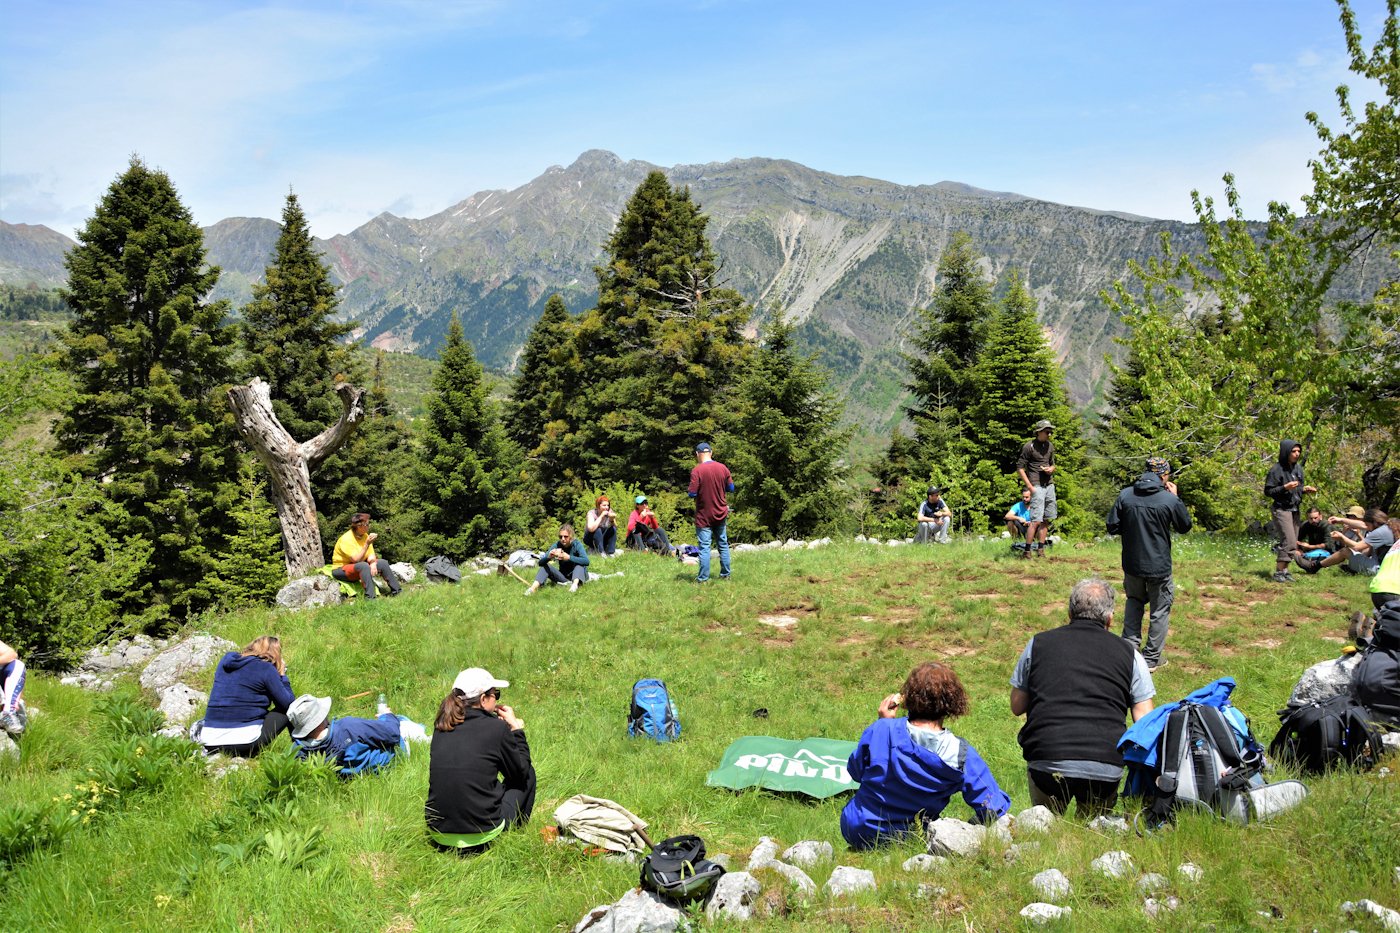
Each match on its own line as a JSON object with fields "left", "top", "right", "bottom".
{"left": 637, "top": 826, "right": 656, "bottom": 850}
{"left": 500, "top": 563, "right": 531, "bottom": 586}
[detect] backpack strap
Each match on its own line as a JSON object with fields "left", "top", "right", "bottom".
{"left": 1196, "top": 705, "right": 1261, "bottom": 790}
{"left": 1147, "top": 706, "right": 1189, "bottom": 825}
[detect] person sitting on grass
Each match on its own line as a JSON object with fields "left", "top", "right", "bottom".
{"left": 425, "top": 668, "right": 535, "bottom": 853}
{"left": 524, "top": 523, "right": 590, "bottom": 594}
{"left": 585, "top": 496, "right": 619, "bottom": 557}
{"left": 288, "top": 693, "right": 421, "bottom": 776}
{"left": 1005, "top": 488, "right": 1033, "bottom": 545}
{"left": 840, "top": 661, "right": 1010, "bottom": 849}
{"left": 1297, "top": 506, "right": 1336, "bottom": 562}
{"left": 195, "top": 635, "right": 294, "bottom": 757}
{"left": 626, "top": 495, "right": 673, "bottom": 554}
{"left": 1296, "top": 508, "right": 1392, "bottom": 576}
{"left": 1368, "top": 517, "right": 1400, "bottom": 611}
{"left": 0, "top": 640, "right": 27, "bottom": 736}
{"left": 915, "top": 487, "right": 952, "bottom": 544}
{"left": 332, "top": 512, "right": 403, "bottom": 599}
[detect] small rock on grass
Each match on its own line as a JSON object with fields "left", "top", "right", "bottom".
{"left": 747, "top": 836, "right": 780, "bottom": 869}
{"left": 706, "top": 871, "right": 760, "bottom": 922}
{"left": 782, "top": 840, "right": 832, "bottom": 867}
{"left": 574, "top": 889, "right": 686, "bottom": 933}
{"left": 1087, "top": 814, "right": 1130, "bottom": 835}
{"left": 763, "top": 860, "right": 816, "bottom": 895}
{"left": 1090, "top": 850, "right": 1134, "bottom": 879}
{"left": 1020, "top": 903, "right": 1072, "bottom": 925}
{"left": 1015, "top": 805, "right": 1058, "bottom": 835}
{"left": 1137, "top": 872, "right": 1168, "bottom": 894}
{"left": 824, "top": 866, "right": 876, "bottom": 897}
{"left": 925, "top": 818, "right": 985, "bottom": 857}
{"left": 1030, "top": 869, "right": 1071, "bottom": 901}
{"left": 903, "top": 853, "right": 948, "bottom": 872}
{"left": 708, "top": 853, "right": 731, "bottom": 870}
{"left": 1004, "top": 841, "right": 1041, "bottom": 864}
{"left": 1340, "top": 899, "right": 1400, "bottom": 932}
{"left": 991, "top": 813, "right": 1014, "bottom": 843}
{"left": 914, "top": 883, "right": 947, "bottom": 900}
{"left": 1143, "top": 896, "right": 1182, "bottom": 919}
{"left": 1176, "top": 863, "right": 1204, "bottom": 883}
{"left": 0, "top": 732, "right": 18, "bottom": 762}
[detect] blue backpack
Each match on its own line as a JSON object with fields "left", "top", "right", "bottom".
{"left": 628, "top": 678, "right": 681, "bottom": 742}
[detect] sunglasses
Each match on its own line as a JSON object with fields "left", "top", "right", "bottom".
{"left": 484, "top": 688, "right": 501, "bottom": 700}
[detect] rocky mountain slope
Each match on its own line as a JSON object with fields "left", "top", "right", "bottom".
{"left": 4, "top": 151, "right": 1391, "bottom": 429}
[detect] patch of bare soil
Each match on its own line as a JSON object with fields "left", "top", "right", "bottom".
{"left": 1016, "top": 577, "right": 1042, "bottom": 586}
{"left": 882, "top": 607, "right": 918, "bottom": 624}
{"left": 1040, "top": 601, "right": 1061, "bottom": 615}
{"left": 1195, "top": 615, "right": 1229, "bottom": 630}
{"left": 757, "top": 614, "right": 800, "bottom": 629}
{"left": 1250, "top": 637, "right": 1283, "bottom": 650}
{"left": 836, "top": 634, "right": 871, "bottom": 647}
{"left": 960, "top": 592, "right": 1000, "bottom": 600}
{"left": 383, "top": 917, "right": 416, "bottom": 933}
{"left": 1212, "top": 642, "right": 1240, "bottom": 656}
{"left": 941, "top": 644, "right": 978, "bottom": 657}
{"left": 761, "top": 634, "right": 796, "bottom": 648}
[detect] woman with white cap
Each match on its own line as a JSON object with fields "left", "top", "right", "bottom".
{"left": 425, "top": 667, "right": 536, "bottom": 852}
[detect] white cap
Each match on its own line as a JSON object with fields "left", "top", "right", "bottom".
{"left": 288, "top": 694, "right": 332, "bottom": 739}
{"left": 452, "top": 667, "right": 509, "bottom": 699}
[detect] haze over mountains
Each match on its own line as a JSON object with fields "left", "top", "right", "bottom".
{"left": 2, "top": 150, "right": 1390, "bottom": 429}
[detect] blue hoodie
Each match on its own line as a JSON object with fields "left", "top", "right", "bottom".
{"left": 203, "top": 652, "right": 295, "bottom": 728}
{"left": 840, "top": 718, "right": 1010, "bottom": 849}
{"left": 293, "top": 714, "right": 404, "bottom": 776}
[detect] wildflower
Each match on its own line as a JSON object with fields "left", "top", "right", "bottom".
{"left": 154, "top": 894, "right": 172, "bottom": 909}
{"left": 62, "top": 793, "right": 72, "bottom": 801}
{"left": 70, "top": 809, "right": 79, "bottom": 816}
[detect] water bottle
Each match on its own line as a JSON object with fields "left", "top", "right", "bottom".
{"left": 377, "top": 693, "right": 390, "bottom": 716}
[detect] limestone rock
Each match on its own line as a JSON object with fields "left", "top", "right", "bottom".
{"left": 1143, "top": 896, "right": 1181, "bottom": 919}
{"left": 991, "top": 813, "right": 1014, "bottom": 843}
{"left": 747, "top": 836, "right": 780, "bottom": 870}
{"left": 60, "top": 635, "right": 170, "bottom": 691}
{"left": 1087, "top": 814, "right": 1130, "bottom": 835}
{"left": 1340, "top": 899, "right": 1400, "bottom": 932}
{"left": 574, "top": 889, "right": 687, "bottom": 933}
{"left": 390, "top": 561, "right": 417, "bottom": 583}
{"left": 887, "top": 539, "right": 907, "bottom": 547}
{"left": 1005, "top": 841, "right": 1041, "bottom": 864}
{"left": 157, "top": 683, "right": 205, "bottom": 727}
{"left": 854, "top": 534, "right": 868, "bottom": 543}
{"left": 902, "top": 854, "right": 948, "bottom": 872}
{"left": 1091, "top": 850, "right": 1134, "bottom": 879}
{"left": 1020, "top": 903, "right": 1072, "bottom": 925}
{"left": 708, "top": 853, "right": 731, "bottom": 870}
{"left": 781, "top": 538, "right": 804, "bottom": 550}
{"left": 925, "top": 818, "right": 985, "bottom": 857}
{"left": 1136, "top": 872, "right": 1167, "bottom": 894}
{"left": 706, "top": 871, "right": 760, "bottom": 921}
{"left": 275, "top": 575, "right": 341, "bottom": 610}
{"left": 732, "top": 543, "right": 762, "bottom": 553}
{"left": 824, "top": 866, "right": 875, "bottom": 897}
{"left": 206, "top": 756, "right": 249, "bottom": 779}
{"left": 914, "top": 883, "right": 947, "bottom": 899}
{"left": 1288, "top": 653, "right": 1361, "bottom": 707}
{"left": 140, "top": 634, "right": 238, "bottom": 692}
{"left": 781, "top": 840, "right": 832, "bottom": 867}
{"left": 1030, "top": 869, "right": 1071, "bottom": 902}
{"left": 0, "top": 732, "right": 18, "bottom": 762}
{"left": 1176, "top": 862, "right": 1204, "bottom": 883}
{"left": 1015, "top": 805, "right": 1058, "bottom": 836}
{"left": 806, "top": 537, "right": 832, "bottom": 549}
{"left": 1383, "top": 732, "right": 1400, "bottom": 754}
{"left": 763, "top": 860, "right": 816, "bottom": 895}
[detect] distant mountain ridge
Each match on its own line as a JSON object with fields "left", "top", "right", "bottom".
{"left": 3, "top": 150, "right": 1390, "bottom": 429}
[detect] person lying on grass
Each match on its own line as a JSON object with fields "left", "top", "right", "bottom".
{"left": 425, "top": 668, "right": 536, "bottom": 853}
{"left": 840, "top": 661, "right": 1010, "bottom": 849}
{"left": 287, "top": 693, "right": 426, "bottom": 777}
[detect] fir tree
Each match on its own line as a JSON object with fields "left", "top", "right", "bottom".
{"left": 208, "top": 456, "right": 286, "bottom": 609}
{"left": 569, "top": 172, "right": 752, "bottom": 494}
{"left": 903, "top": 232, "right": 995, "bottom": 467}
{"left": 411, "top": 314, "right": 527, "bottom": 558}
{"left": 240, "top": 192, "right": 357, "bottom": 439}
{"left": 57, "top": 157, "right": 241, "bottom": 622}
{"left": 505, "top": 293, "right": 574, "bottom": 453}
{"left": 721, "top": 311, "right": 853, "bottom": 540}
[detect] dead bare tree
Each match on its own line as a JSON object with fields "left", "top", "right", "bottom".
{"left": 226, "top": 377, "right": 366, "bottom": 578}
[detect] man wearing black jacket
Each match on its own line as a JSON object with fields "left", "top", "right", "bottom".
{"left": 1105, "top": 458, "right": 1193, "bottom": 672}
{"left": 1264, "top": 439, "right": 1317, "bottom": 583}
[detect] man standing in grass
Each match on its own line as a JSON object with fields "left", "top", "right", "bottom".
{"left": 688, "top": 442, "right": 734, "bottom": 583}
{"left": 1105, "top": 457, "right": 1192, "bottom": 673}
{"left": 1264, "top": 440, "right": 1316, "bottom": 583}
{"left": 1009, "top": 578, "right": 1155, "bottom": 817}
{"left": 1016, "top": 420, "right": 1057, "bottom": 558}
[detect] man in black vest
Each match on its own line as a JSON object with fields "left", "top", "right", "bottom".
{"left": 1009, "top": 579, "right": 1155, "bottom": 816}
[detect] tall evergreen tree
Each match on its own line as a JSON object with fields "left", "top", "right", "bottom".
{"left": 902, "top": 232, "right": 995, "bottom": 465}
{"left": 207, "top": 456, "right": 286, "bottom": 609}
{"left": 505, "top": 293, "right": 574, "bottom": 453}
{"left": 57, "top": 157, "right": 241, "bottom": 621}
{"left": 411, "top": 314, "right": 528, "bottom": 558}
{"left": 720, "top": 311, "right": 853, "bottom": 540}
{"left": 568, "top": 172, "right": 752, "bottom": 493}
{"left": 240, "top": 192, "right": 357, "bottom": 439}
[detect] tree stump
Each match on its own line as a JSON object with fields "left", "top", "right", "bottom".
{"left": 226, "top": 377, "right": 366, "bottom": 578}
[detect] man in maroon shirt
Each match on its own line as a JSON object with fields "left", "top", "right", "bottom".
{"left": 688, "top": 442, "right": 734, "bottom": 583}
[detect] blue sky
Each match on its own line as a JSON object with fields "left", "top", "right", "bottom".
{"left": 0, "top": 0, "right": 1388, "bottom": 238}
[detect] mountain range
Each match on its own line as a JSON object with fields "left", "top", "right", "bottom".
{"left": 3, "top": 150, "right": 1390, "bottom": 431}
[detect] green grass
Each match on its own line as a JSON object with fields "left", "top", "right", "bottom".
{"left": 3, "top": 537, "right": 1398, "bottom": 931}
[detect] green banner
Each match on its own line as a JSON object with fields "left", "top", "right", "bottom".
{"left": 706, "top": 735, "right": 859, "bottom": 798}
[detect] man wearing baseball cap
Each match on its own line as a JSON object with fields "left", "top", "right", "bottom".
{"left": 688, "top": 442, "right": 735, "bottom": 583}
{"left": 425, "top": 667, "right": 535, "bottom": 852}
{"left": 1016, "top": 420, "right": 1058, "bottom": 558}
{"left": 287, "top": 693, "right": 417, "bottom": 776}
{"left": 1104, "top": 457, "right": 1192, "bottom": 672}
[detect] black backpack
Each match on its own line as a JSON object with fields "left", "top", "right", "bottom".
{"left": 424, "top": 555, "right": 461, "bottom": 583}
{"left": 1270, "top": 693, "right": 1385, "bottom": 774}
{"left": 1351, "top": 602, "right": 1400, "bottom": 725}
{"left": 638, "top": 834, "right": 725, "bottom": 902}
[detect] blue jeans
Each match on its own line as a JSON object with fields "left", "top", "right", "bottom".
{"left": 696, "top": 521, "right": 730, "bottom": 582}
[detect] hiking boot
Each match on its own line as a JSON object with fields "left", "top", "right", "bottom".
{"left": 1272, "top": 570, "right": 1293, "bottom": 583}
{"left": 568, "top": 580, "right": 580, "bottom": 593}
{"left": 1293, "top": 555, "right": 1320, "bottom": 574}
{"left": 1147, "top": 658, "right": 1168, "bottom": 674}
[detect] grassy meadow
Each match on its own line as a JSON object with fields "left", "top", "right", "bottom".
{"left": 2, "top": 535, "right": 1398, "bottom": 931}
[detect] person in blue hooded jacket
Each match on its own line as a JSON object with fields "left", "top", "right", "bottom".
{"left": 841, "top": 661, "right": 1010, "bottom": 849}
{"left": 288, "top": 694, "right": 410, "bottom": 776}
{"left": 196, "top": 635, "right": 295, "bottom": 757}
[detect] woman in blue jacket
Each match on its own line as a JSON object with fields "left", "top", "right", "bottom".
{"left": 197, "top": 635, "right": 295, "bottom": 757}
{"left": 840, "top": 661, "right": 1010, "bottom": 849}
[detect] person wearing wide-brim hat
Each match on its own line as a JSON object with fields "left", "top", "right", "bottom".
{"left": 1015, "top": 420, "right": 1058, "bottom": 558}
{"left": 287, "top": 693, "right": 418, "bottom": 776}
{"left": 425, "top": 668, "right": 536, "bottom": 852}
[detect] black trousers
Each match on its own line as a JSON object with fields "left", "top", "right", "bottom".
{"left": 204, "top": 711, "right": 289, "bottom": 758}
